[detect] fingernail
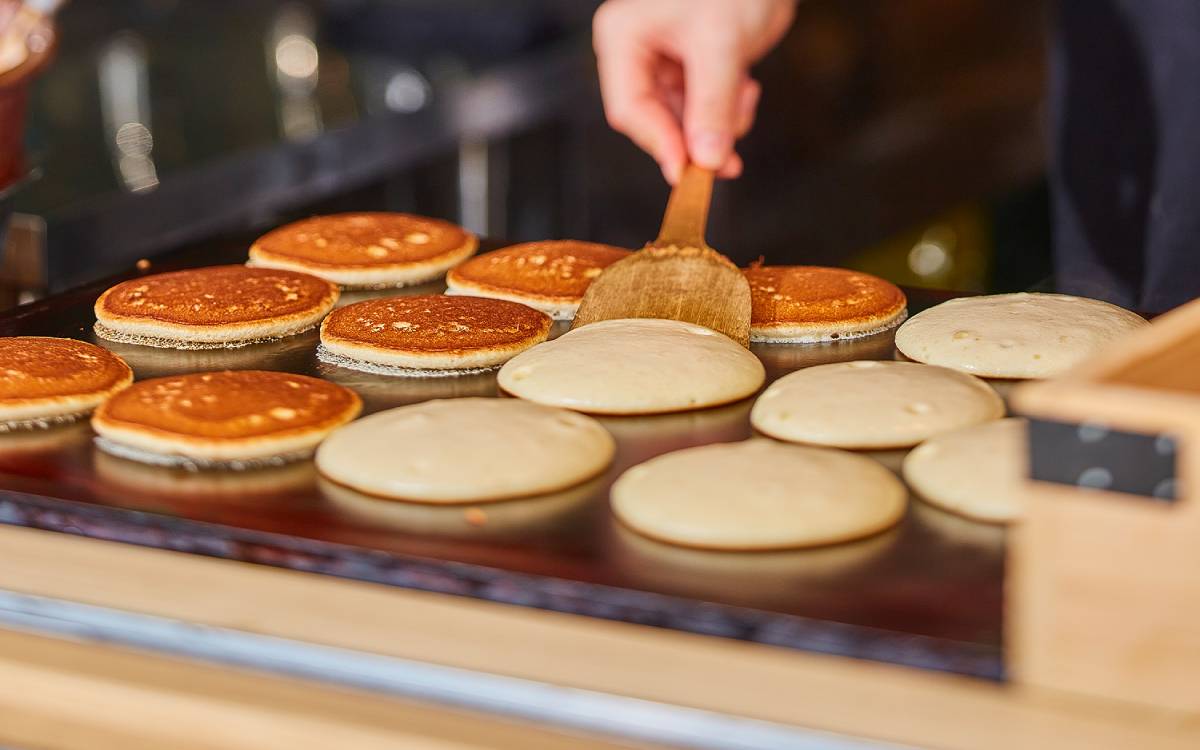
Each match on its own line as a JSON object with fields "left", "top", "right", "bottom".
{"left": 689, "top": 130, "right": 732, "bottom": 169}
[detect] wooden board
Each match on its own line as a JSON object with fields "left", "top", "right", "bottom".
{"left": 0, "top": 524, "right": 1196, "bottom": 750}
{"left": 0, "top": 624, "right": 659, "bottom": 750}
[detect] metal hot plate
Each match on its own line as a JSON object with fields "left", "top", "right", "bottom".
{"left": 0, "top": 242, "right": 1005, "bottom": 679}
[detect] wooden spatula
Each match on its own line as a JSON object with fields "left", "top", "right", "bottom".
{"left": 572, "top": 164, "right": 752, "bottom": 346}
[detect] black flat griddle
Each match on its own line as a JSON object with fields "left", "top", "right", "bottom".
{"left": 0, "top": 240, "right": 1005, "bottom": 680}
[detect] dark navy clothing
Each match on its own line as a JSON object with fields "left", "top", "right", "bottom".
{"left": 1051, "top": 0, "right": 1200, "bottom": 312}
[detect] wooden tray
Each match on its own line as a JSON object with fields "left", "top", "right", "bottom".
{"left": 0, "top": 240, "right": 1005, "bottom": 679}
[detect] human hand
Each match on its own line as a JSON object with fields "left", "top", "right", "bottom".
{"left": 593, "top": 0, "right": 794, "bottom": 183}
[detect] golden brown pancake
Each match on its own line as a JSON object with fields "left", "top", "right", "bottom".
{"left": 247, "top": 212, "right": 477, "bottom": 288}
{"left": 94, "top": 265, "right": 338, "bottom": 349}
{"left": 0, "top": 337, "right": 133, "bottom": 428}
{"left": 92, "top": 370, "right": 361, "bottom": 465}
{"left": 744, "top": 265, "right": 907, "bottom": 342}
{"left": 445, "top": 240, "right": 631, "bottom": 319}
{"left": 319, "top": 295, "right": 551, "bottom": 373}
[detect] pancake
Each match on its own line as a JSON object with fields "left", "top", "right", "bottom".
{"left": 92, "top": 370, "right": 361, "bottom": 466}
{"left": 247, "top": 212, "right": 477, "bottom": 289}
{"left": 0, "top": 337, "right": 133, "bottom": 428}
{"left": 445, "top": 240, "right": 631, "bottom": 319}
{"left": 894, "top": 292, "right": 1147, "bottom": 379}
{"left": 611, "top": 440, "right": 907, "bottom": 550}
{"left": 318, "top": 295, "right": 551, "bottom": 374}
{"left": 94, "top": 266, "right": 338, "bottom": 349}
{"left": 902, "top": 417, "right": 1027, "bottom": 524}
{"left": 744, "top": 265, "right": 907, "bottom": 342}
{"left": 316, "top": 398, "right": 615, "bottom": 504}
{"left": 497, "top": 318, "right": 765, "bottom": 415}
{"left": 751, "top": 360, "right": 1003, "bottom": 449}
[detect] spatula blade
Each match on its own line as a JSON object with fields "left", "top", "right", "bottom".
{"left": 572, "top": 244, "right": 752, "bottom": 346}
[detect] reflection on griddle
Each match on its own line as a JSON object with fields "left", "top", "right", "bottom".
{"left": 596, "top": 400, "right": 754, "bottom": 470}
{"left": 334, "top": 280, "right": 445, "bottom": 308}
{"left": 861, "top": 448, "right": 907, "bottom": 474}
{"left": 316, "top": 362, "right": 498, "bottom": 412}
{"left": 90, "top": 327, "right": 323, "bottom": 379}
{"left": 0, "top": 421, "right": 92, "bottom": 465}
{"left": 320, "top": 474, "right": 602, "bottom": 542}
{"left": 754, "top": 332, "right": 897, "bottom": 378}
{"left": 94, "top": 450, "right": 319, "bottom": 506}
{"left": 908, "top": 498, "right": 1007, "bottom": 548}
{"left": 611, "top": 522, "right": 901, "bottom": 606}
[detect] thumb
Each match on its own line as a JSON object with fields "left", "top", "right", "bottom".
{"left": 682, "top": 47, "right": 743, "bottom": 170}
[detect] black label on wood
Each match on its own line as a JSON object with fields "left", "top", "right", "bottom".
{"left": 1027, "top": 418, "right": 1178, "bottom": 502}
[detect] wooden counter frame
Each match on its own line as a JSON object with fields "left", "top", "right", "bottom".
{"left": 0, "top": 524, "right": 1194, "bottom": 750}
{"left": 1012, "top": 298, "right": 1200, "bottom": 714}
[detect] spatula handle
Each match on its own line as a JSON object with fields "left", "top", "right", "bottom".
{"left": 655, "top": 164, "right": 714, "bottom": 248}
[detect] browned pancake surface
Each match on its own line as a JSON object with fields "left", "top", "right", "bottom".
{"left": 323, "top": 296, "right": 551, "bottom": 353}
{"left": 95, "top": 371, "right": 360, "bottom": 440}
{"left": 448, "top": 241, "right": 630, "bottom": 301}
{"left": 97, "top": 266, "right": 336, "bottom": 326}
{"left": 0, "top": 337, "right": 132, "bottom": 401}
{"left": 251, "top": 213, "right": 473, "bottom": 268}
{"left": 744, "top": 266, "right": 906, "bottom": 327}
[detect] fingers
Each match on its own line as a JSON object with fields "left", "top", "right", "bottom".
{"left": 594, "top": 8, "right": 687, "bottom": 182}
{"left": 735, "top": 78, "right": 761, "bottom": 137}
{"left": 681, "top": 41, "right": 744, "bottom": 171}
{"left": 717, "top": 152, "right": 743, "bottom": 179}
{"left": 711, "top": 78, "right": 759, "bottom": 180}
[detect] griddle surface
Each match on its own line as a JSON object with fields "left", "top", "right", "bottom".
{"left": 0, "top": 242, "right": 1004, "bottom": 679}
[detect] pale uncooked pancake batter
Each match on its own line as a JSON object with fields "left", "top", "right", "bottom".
{"left": 894, "top": 292, "right": 1146, "bottom": 379}
{"left": 611, "top": 440, "right": 906, "bottom": 550}
{"left": 751, "top": 360, "right": 1003, "bottom": 449}
{"left": 497, "top": 318, "right": 765, "bottom": 415}
{"left": 903, "top": 417, "right": 1027, "bottom": 523}
{"left": 315, "top": 398, "right": 615, "bottom": 503}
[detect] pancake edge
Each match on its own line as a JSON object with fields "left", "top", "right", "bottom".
{"left": 90, "top": 397, "right": 361, "bottom": 461}
{"left": 247, "top": 236, "right": 477, "bottom": 288}
{"left": 315, "top": 445, "right": 614, "bottom": 505}
{"left": 750, "top": 307, "right": 908, "bottom": 343}
{"left": 443, "top": 279, "right": 581, "bottom": 320}
{"left": 0, "top": 364, "right": 133, "bottom": 422}
{"left": 319, "top": 322, "right": 550, "bottom": 370}
{"left": 610, "top": 447, "right": 907, "bottom": 551}
{"left": 749, "top": 369, "right": 1005, "bottom": 449}
{"left": 93, "top": 290, "right": 336, "bottom": 345}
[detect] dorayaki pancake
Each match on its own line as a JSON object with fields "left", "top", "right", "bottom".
{"left": 903, "top": 418, "right": 1027, "bottom": 524}
{"left": 316, "top": 398, "right": 615, "bottom": 504}
{"left": 247, "top": 212, "right": 477, "bottom": 289}
{"left": 497, "top": 318, "right": 765, "bottom": 415}
{"left": 94, "top": 266, "right": 338, "bottom": 349}
{"left": 751, "top": 360, "right": 1003, "bottom": 449}
{"left": 894, "top": 292, "right": 1148, "bottom": 379}
{"left": 92, "top": 370, "right": 361, "bottom": 467}
{"left": 611, "top": 440, "right": 907, "bottom": 551}
{"left": 445, "top": 240, "right": 631, "bottom": 319}
{"left": 744, "top": 266, "right": 907, "bottom": 343}
{"left": 319, "top": 295, "right": 551, "bottom": 374}
{"left": 0, "top": 337, "right": 133, "bottom": 428}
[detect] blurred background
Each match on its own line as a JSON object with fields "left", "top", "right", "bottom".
{"left": 0, "top": 0, "right": 1051, "bottom": 308}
